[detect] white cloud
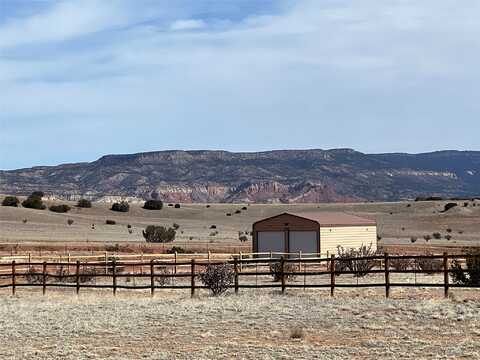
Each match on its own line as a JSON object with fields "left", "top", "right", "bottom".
{"left": 2, "top": 0, "right": 480, "bottom": 169}
{"left": 0, "top": 0, "right": 137, "bottom": 48}
{"left": 170, "top": 19, "right": 206, "bottom": 31}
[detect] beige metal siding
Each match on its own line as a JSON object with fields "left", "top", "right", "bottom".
{"left": 320, "top": 226, "right": 377, "bottom": 255}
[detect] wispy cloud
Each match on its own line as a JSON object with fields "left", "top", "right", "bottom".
{"left": 1, "top": 0, "right": 480, "bottom": 169}
{"left": 170, "top": 19, "right": 206, "bottom": 31}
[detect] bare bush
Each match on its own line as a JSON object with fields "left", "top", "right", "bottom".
{"left": 336, "top": 243, "right": 377, "bottom": 277}
{"left": 269, "top": 261, "right": 297, "bottom": 282}
{"left": 199, "top": 263, "right": 234, "bottom": 296}
{"left": 414, "top": 253, "right": 443, "bottom": 274}
{"left": 451, "top": 250, "right": 480, "bottom": 286}
{"left": 154, "top": 266, "right": 172, "bottom": 286}
{"left": 389, "top": 256, "right": 413, "bottom": 271}
{"left": 290, "top": 327, "right": 305, "bottom": 340}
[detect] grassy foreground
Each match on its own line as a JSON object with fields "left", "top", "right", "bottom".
{"left": 1, "top": 289, "right": 479, "bottom": 359}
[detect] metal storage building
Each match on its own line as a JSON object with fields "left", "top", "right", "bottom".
{"left": 252, "top": 212, "right": 377, "bottom": 256}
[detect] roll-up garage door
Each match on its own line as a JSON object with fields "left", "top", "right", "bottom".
{"left": 257, "top": 231, "right": 285, "bottom": 256}
{"left": 289, "top": 231, "right": 318, "bottom": 256}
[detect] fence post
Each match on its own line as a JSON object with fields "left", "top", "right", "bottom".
{"left": 67, "top": 253, "right": 71, "bottom": 275}
{"left": 174, "top": 251, "right": 177, "bottom": 275}
{"left": 11, "top": 261, "right": 16, "bottom": 296}
{"left": 191, "top": 259, "right": 196, "bottom": 298}
{"left": 330, "top": 255, "right": 335, "bottom": 297}
{"left": 298, "top": 251, "right": 302, "bottom": 271}
{"left": 112, "top": 259, "right": 117, "bottom": 296}
{"left": 234, "top": 257, "right": 239, "bottom": 294}
{"left": 239, "top": 251, "right": 243, "bottom": 272}
{"left": 104, "top": 252, "right": 108, "bottom": 275}
{"left": 150, "top": 259, "right": 155, "bottom": 297}
{"left": 384, "top": 253, "right": 390, "bottom": 298}
{"left": 28, "top": 252, "right": 31, "bottom": 271}
{"left": 443, "top": 252, "right": 449, "bottom": 298}
{"left": 76, "top": 261, "right": 80, "bottom": 295}
{"left": 42, "top": 261, "right": 47, "bottom": 295}
{"left": 281, "top": 256, "right": 286, "bottom": 294}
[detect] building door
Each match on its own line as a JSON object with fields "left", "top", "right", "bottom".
{"left": 257, "top": 231, "right": 285, "bottom": 257}
{"left": 289, "top": 231, "right": 318, "bottom": 256}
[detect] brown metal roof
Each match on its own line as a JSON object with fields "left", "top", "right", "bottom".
{"left": 289, "top": 212, "right": 376, "bottom": 227}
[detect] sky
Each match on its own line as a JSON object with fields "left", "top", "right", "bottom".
{"left": 1, "top": 0, "right": 479, "bottom": 170}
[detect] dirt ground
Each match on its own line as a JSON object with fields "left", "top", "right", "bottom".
{"left": 1, "top": 288, "right": 480, "bottom": 359}
{"left": 1, "top": 198, "right": 479, "bottom": 254}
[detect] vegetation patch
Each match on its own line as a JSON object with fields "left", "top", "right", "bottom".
{"left": 143, "top": 225, "right": 176, "bottom": 243}
{"left": 49, "top": 204, "right": 71, "bottom": 213}
{"left": 143, "top": 199, "right": 163, "bottom": 210}
{"left": 2, "top": 196, "right": 19, "bottom": 207}
{"left": 111, "top": 201, "right": 130, "bottom": 212}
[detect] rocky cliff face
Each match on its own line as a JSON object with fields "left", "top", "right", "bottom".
{"left": 1, "top": 149, "right": 479, "bottom": 203}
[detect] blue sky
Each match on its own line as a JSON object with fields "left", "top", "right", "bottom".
{"left": 1, "top": 0, "right": 479, "bottom": 170}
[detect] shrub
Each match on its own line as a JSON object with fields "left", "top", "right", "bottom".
{"left": 209, "top": 231, "right": 218, "bottom": 237}
{"left": 226, "top": 213, "right": 232, "bottom": 216}
{"left": 199, "top": 263, "right": 234, "bottom": 296}
{"left": 242, "top": 206, "right": 248, "bottom": 210}
{"left": 235, "top": 210, "right": 241, "bottom": 214}
{"left": 446, "top": 228, "right": 452, "bottom": 233}
{"left": 442, "top": 203, "right": 458, "bottom": 212}
{"left": 106, "top": 219, "right": 116, "bottom": 225}
{"left": 142, "top": 225, "right": 176, "bottom": 243}
{"left": 154, "top": 266, "right": 172, "bottom": 286}
{"left": 432, "top": 232, "right": 442, "bottom": 239}
{"left": 22, "top": 192, "right": 46, "bottom": 210}
{"left": 451, "top": 250, "right": 480, "bottom": 286}
{"left": 31, "top": 191, "right": 44, "bottom": 198}
{"left": 77, "top": 199, "right": 92, "bottom": 208}
{"left": 424, "top": 235, "right": 431, "bottom": 242}
{"left": 336, "top": 243, "right": 377, "bottom": 277}
{"left": 2, "top": 196, "right": 19, "bottom": 207}
{"left": 206, "top": 204, "right": 211, "bottom": 208}
{"left": 270, "top": 261, "right": 297, "bottom": 282}
{"left": 22, "top": 219, "right": 28, "bottom": 224}
{"left": 389, "top": 255, "right": 413, "bottom": 271}
{"left": 25, "top": 267, "right": 43, "bottom": 284}
{"left": 49, "top": 204, "right": 71, "bottom": 213}
{"left": 290, "top": 327, "right": 305, "bottom": 340}
{"left": 239, "top": 235, "right": 248, "bottom": 242}
{"left": 415, "top": 253, "right": 443, "bottom": 274}
{"left": 377, "top": 235, "right": 382, "bottom": 241}
{"left": 410, "top": 236, "right": 417, "bottom": 243}
{"left": 127, "top": 224, "right": 132, "bottom": 229}
{"left": 445, "top": 235, "right": 452, "bottom": 241}
{"left": 174, "top": 203, "right": 181, "bottom": 209}
{"left": 210, "top": 225, "right": 217, "bottom": 229}
{"left": 67, "top": 219, "right": 74, "bottom": 226}
{"left": 111, "top": 201, "right": 129, "bottom": 212}
{"left": 168, "top": 203, "right": 173, "bottom": 207}
{"left": 464, "top": 202, "right": 469, "bottom": 207}
{"left": 143, "top": 199, "right": 163, "bottom": 210}
{"left": 172, "top": 223, "right": 180, "bottom": 230}
{"left": 166, "top": 246, "right": 186, "bottom": 254}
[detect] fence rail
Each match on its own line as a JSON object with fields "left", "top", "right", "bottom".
{"left": 0, "top": 253, "right": 478, "bottom": 298}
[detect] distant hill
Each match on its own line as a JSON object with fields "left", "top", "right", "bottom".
{"left": 1, "top": 149, "right": 479, "bottom": 203}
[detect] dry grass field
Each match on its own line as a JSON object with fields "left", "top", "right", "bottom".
{"left": 1, "top": 197, "right": 480, "bottom": 254}
{"left": 1, "top": 288, "right": 480, "bottom": 359}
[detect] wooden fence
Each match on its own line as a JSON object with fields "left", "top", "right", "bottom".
{"left": 0, "top": 253, "right": 478, "bottom": 298}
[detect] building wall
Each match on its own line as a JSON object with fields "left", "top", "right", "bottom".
{"left": 320, "top": 226, "right": 377, "bottom": 255}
